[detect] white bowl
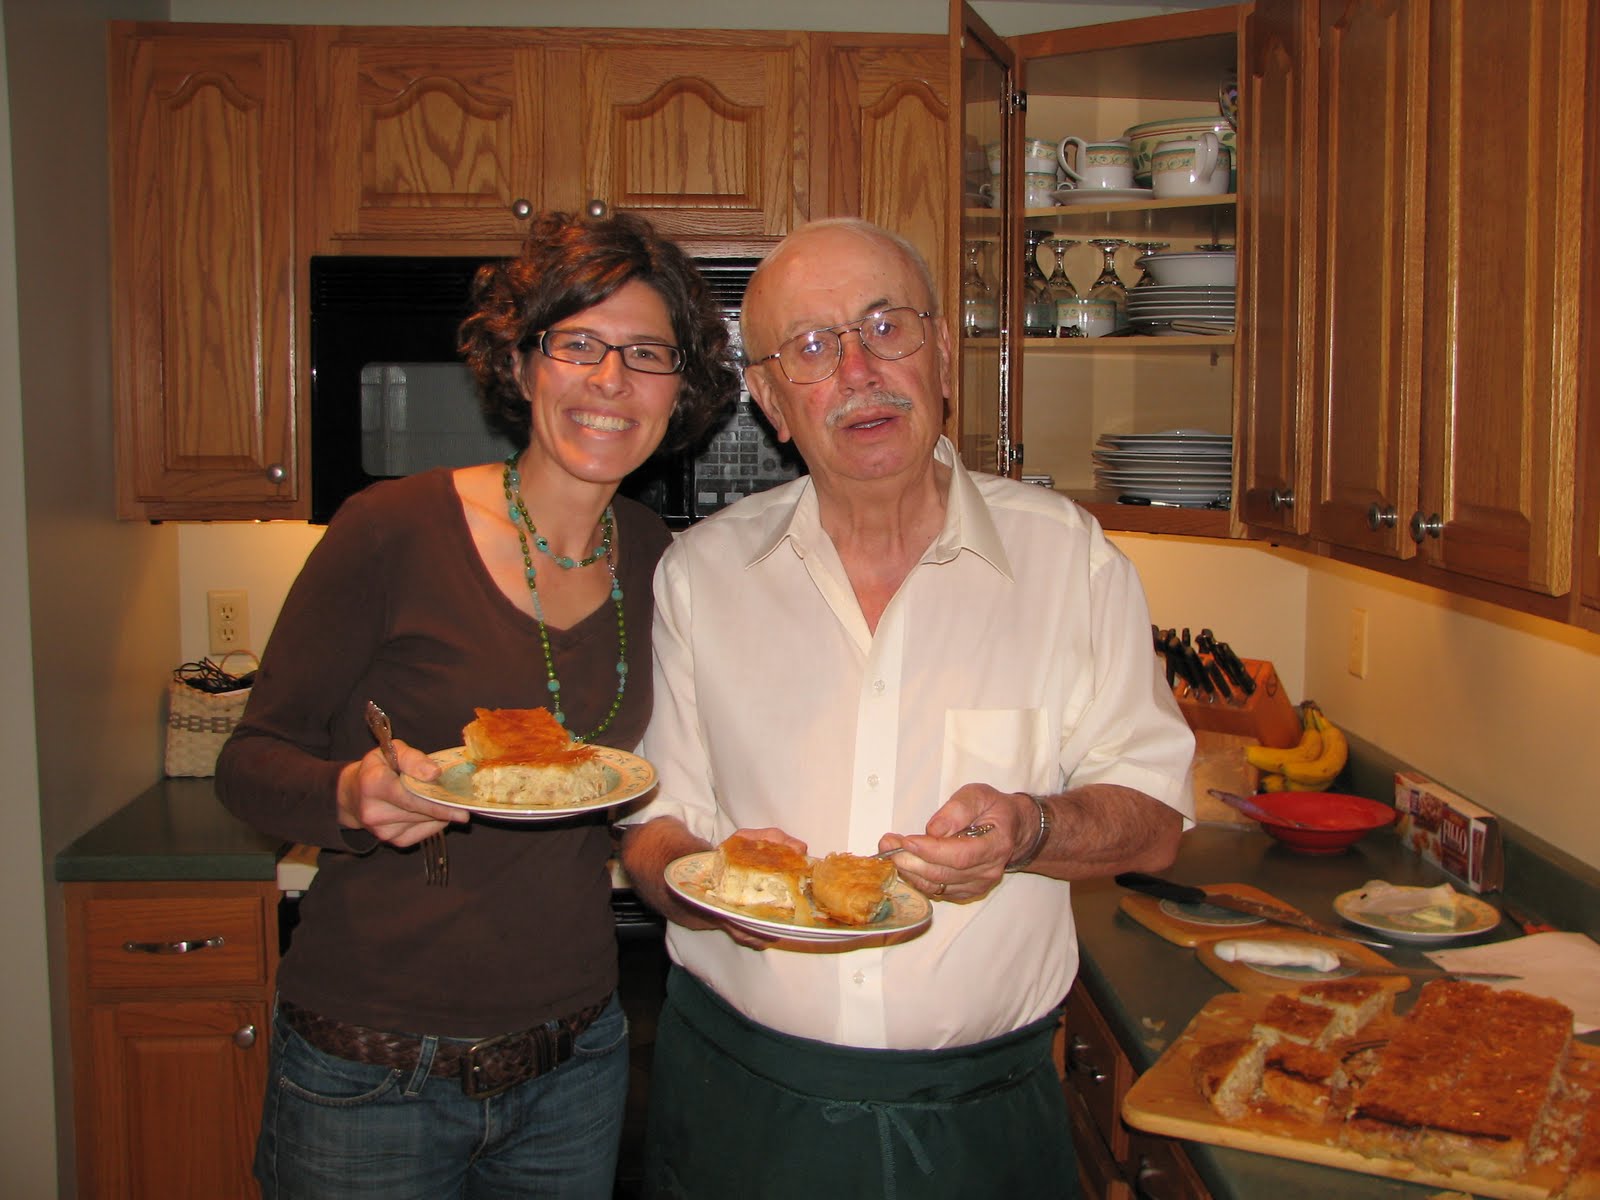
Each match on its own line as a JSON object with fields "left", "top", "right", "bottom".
{"left": 1124, "top": 115, "right": 1237, "bottom": 187}
{"left": 1135, "top": 251, "right": 1236, "bottom": 287}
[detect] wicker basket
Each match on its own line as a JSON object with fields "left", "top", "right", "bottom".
{"left": 164, "top": 653, "right": 258, "bottom": 778}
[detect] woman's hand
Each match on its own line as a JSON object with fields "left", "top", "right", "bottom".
{"left": 336, "top": 739, "right": 465, "bottom": 847}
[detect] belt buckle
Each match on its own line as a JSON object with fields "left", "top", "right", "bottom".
{"left": 462, "top": 1031, "right": 527, "bottom": 1099}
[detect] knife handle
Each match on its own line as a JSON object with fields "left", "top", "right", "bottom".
{"left": 1114, "top": 872, "right": 1209, "bottom": 907}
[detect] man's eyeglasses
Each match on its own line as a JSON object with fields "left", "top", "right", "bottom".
{"left": 531, "top": 329, "right": 685, "bottom": 375}
{"left": 749, "top": 308, "right": 933, "bottom": 385}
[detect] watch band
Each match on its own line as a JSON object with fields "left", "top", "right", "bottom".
{"left": 1005, "top": 793, "right": 1052, "bottom": 872}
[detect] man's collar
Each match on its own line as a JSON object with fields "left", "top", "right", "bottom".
{"left": 746, "top": 437, "right": 1014, "bottom": 580}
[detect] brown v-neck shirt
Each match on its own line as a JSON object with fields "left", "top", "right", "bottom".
{"left": 217, "top": 468, "right": 670, "bottom": 1035}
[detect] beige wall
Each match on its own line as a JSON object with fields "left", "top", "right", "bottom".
{"left": 0, "top": 11, "right": 56, "bottom": 1196}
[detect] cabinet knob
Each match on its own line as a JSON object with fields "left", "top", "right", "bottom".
{"left": 265, "top": 463, "right": 286, "bottom": 484}
{"left": 1366, "top": 503, "right": 1397, "bottom": 531}
{"left": 122, "top": 935, "right": 225, "bottom": 955}
{"left": 1066, "top": 1035, "right": 1107, "bottom": 1085}
{"left": 1270, "top": 488, "right": 1295, "bottom": 511}
{"left": 1410, "top": 510, "right": 1443, "bottom": 542}
{"left": 1134, "top": 1155, "right": 1170, "bottom": 1199}
{"left": 511, "top": 198, "right": 532, "bottom": 220}
{"left": 233, "top": 1024, "right": 257, "bottom": 1049}
{"left": 586, "top": 199, "right": 609, "bottom": 219}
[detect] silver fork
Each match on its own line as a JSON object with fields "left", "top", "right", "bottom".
{"left": 872, "top": 821, "right": 996, "bottom": 859}
{"left": 365, "top": 700, "right": 448, "bottom": 886}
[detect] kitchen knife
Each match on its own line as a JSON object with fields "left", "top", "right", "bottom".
{"left": 1214, "top": 639, "right": 1256, "bottom": 695}
{"left": 1502, "top": 900, "right": 1556, "bottom": 934}
{"left": 1114, "top": 872, "right": 1395, "bottom": 949}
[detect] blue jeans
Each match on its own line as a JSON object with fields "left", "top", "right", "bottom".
{"left": 256, "top": 993, "right": 629, "bottom": 1199}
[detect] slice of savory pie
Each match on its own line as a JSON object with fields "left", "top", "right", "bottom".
{"left": 462, "top": 707, "right": 609, "bottom": 807}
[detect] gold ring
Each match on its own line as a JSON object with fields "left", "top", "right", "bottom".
{"left": 933, "top": 882, "right": 947, "bottom": 897}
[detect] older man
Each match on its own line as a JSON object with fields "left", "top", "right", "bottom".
{"left": 620, "top": 218, "right": 1194, "bottom": 1198}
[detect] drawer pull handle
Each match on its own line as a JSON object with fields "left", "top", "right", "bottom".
{"left": 233, "top": 1024, "right": 257, "bottom": 1049}
{"left": 1066, "top": 1035, "right": 1107, "bottom": 1085}
{"left": 121, "top": 936, "right": 225, "bottom": 955}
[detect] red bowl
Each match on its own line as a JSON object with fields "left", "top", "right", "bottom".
{"left": 1247, "top": 792, "right": 1396, "bottom": 855}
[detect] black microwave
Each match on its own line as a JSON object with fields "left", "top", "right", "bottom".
{"left": 307, "top": 254, "right": 802, "bottom": 526}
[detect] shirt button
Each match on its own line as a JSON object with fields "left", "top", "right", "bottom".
{"left": 873, "top": 679, "right": 886, "bottom": 694}
{"left": 867, "top": 773, "right": 879, "bottom": 788}
{"left": 852, "top": 970, "right": 865, "bottom": 985}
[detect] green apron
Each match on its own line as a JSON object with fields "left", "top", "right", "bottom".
{"left": 644, "top": 967, "right": 1079, "bottom": 1200}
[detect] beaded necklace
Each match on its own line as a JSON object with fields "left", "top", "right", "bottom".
{"left": 502, "top": 454, "right": 628, "bottom": 741}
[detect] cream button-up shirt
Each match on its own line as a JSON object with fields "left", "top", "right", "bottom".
{"left": 629, "top": 437, "right": 1195, "bottom": 1049}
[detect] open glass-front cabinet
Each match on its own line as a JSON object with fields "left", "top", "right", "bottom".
{"left": 950, "top": 3, "right": 1247, "bottom": 537}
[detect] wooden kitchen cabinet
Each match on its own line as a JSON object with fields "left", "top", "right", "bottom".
{"left": 810, "top": 35, "right": 953, "bottom": 320}
{"left": 1294, "top": 0, "right": 1587, "bottom": 606}
{"left": 312, "top": 27, "right": 806, "bottom": 255}
{"left": 66, "top": 880, "right": 279, "bottom": 1199}
{"left": 311, "top": 29, "right": 548, "bottom": 247}
{"left": 1235, "top": 0, "right": 1314, "bottom": 536}
{"left": 1060, "top": 982, "right": 1210, "bottom": 1200}
{"left": 109, "top": 23, "right": 301, "bottom": 521}
{"left": 556, "top": 35, "right": 806, "bottom": 248}
{"left": 952, "top": 4, "right": 1247, "bottom": 539}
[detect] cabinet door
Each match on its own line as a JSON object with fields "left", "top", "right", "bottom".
{"left": 571, "top": 38, "right": 803, "bottom": 241}
{"left": 951, "top": 1, "right": 1019, "bottom": 477}
{"left": 110, "top": 27, "right": 299, "bottom": 520}
{"left": 315, "top": 31, "right": 544, "bottom": 244}
{"left": 812, "top": 37, "right": 953, "bottom": 318}
{"left": 1307, "top": 0, "right": 1429, "bottom": 555}
{"left": 84, "top": 998, "right": 268, "bottom": 1200}
{"left": 1238, "top": 0, "right": 1313, "bottom": 534}
{"left": 1412, "top": 0, "right": 1583, "bottom": 595}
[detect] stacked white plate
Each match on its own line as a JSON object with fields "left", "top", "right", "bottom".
{"left": 1093, "top": 430, "right": 1232, "bottom": 507}
{"left": 1126, "top": 284, "right": 1235, "bottom": 335}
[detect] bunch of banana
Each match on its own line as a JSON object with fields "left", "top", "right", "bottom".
{"left": 1245, "top": 703, "right": 1349, "bottom": 792}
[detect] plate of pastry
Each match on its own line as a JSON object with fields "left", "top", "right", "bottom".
{"left": 403, "top": 745, "right": 655, "bottom": 821}
{"left": 666, "top": 835, "right": 933, "bottom": 943}
{"left": 400, "top": 706, "right": 656, "bottom": 821}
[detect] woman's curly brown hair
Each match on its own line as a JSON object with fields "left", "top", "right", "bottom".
{"left": 459, "top": 210, "right": 740, "bottom": 454}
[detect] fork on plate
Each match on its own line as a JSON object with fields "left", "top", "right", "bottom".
{"left": 365, "top": 700, "right": 448, "bottom": 886}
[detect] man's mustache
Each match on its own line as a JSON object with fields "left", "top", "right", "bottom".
{"left": 825, "top": 392, "right": 916, "bottom": 430}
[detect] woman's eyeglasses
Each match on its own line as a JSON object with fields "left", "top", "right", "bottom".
{"left": 533, "top": 330, "right": 685, "bottom": 375}
{"left": 749, "top": 308, "right": 932, "bottom": 384}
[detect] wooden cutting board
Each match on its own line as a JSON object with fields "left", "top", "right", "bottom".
{"left": 1119, "top": 883, "right": 1305, "bottom": 947}
{"left": 1123, "top": 991, "right": 1593, "bottom": 1199}
{"left": 1194, "top": 929, "right": 1412, "bottom": 995}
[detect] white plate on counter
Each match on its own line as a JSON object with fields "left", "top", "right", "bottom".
{"left": 1332, "top": 888, "right": 1502, "bottom": 943}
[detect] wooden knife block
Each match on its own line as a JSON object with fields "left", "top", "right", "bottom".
{"left": 1177, "top": 658, "right": 1302, "bottom": 749}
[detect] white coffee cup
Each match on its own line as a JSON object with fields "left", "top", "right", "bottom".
{"left": 1058, "top": 137, "right": 1134, "bottom": 191}
{"left": 1150, "top": 133, "right": 1228, "bottom": 197}
{"left": 1023, "top": 172, "right": 1058, "bottom": 208}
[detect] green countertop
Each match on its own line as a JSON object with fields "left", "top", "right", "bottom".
{"left": 1074, "top": 822, "right": 1594, "bottom": 1199}
{"left": 53, "top": 776, "right": 281, "bottom": 882}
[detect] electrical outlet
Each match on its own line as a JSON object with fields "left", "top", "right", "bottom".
{"left": 207, "top": 589, "right": 250, "bottom": 657}
{"left": 1347, "top": 607, "right": 1369, "bottom": 678}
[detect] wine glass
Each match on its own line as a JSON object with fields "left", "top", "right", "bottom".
{"left": 1022, "top": 229, "right": 1056, "bottom": 338}
{"left": 1125, "top": 241, "right": 1171, "bottom": 288}
{"left": 1046, "top": 238, "right": 1082, "bottom": 337}
{"left": 1088, "top": 238, "right": 1130, "bottom": 331}
{"left": 961, "top": 240, "right": 997, "bottom": 337}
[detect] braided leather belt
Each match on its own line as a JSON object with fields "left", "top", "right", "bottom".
{"left": 279, "top": 999, "right": 606, "bottom": 1098}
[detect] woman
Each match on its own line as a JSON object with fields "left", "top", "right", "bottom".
{"left": 217, "top": 210, "right": 739, "bottom": 1199}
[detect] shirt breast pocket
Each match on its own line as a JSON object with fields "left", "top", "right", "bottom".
{"left": 940, "top": 708, "right": 1054, "bottom": 798}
